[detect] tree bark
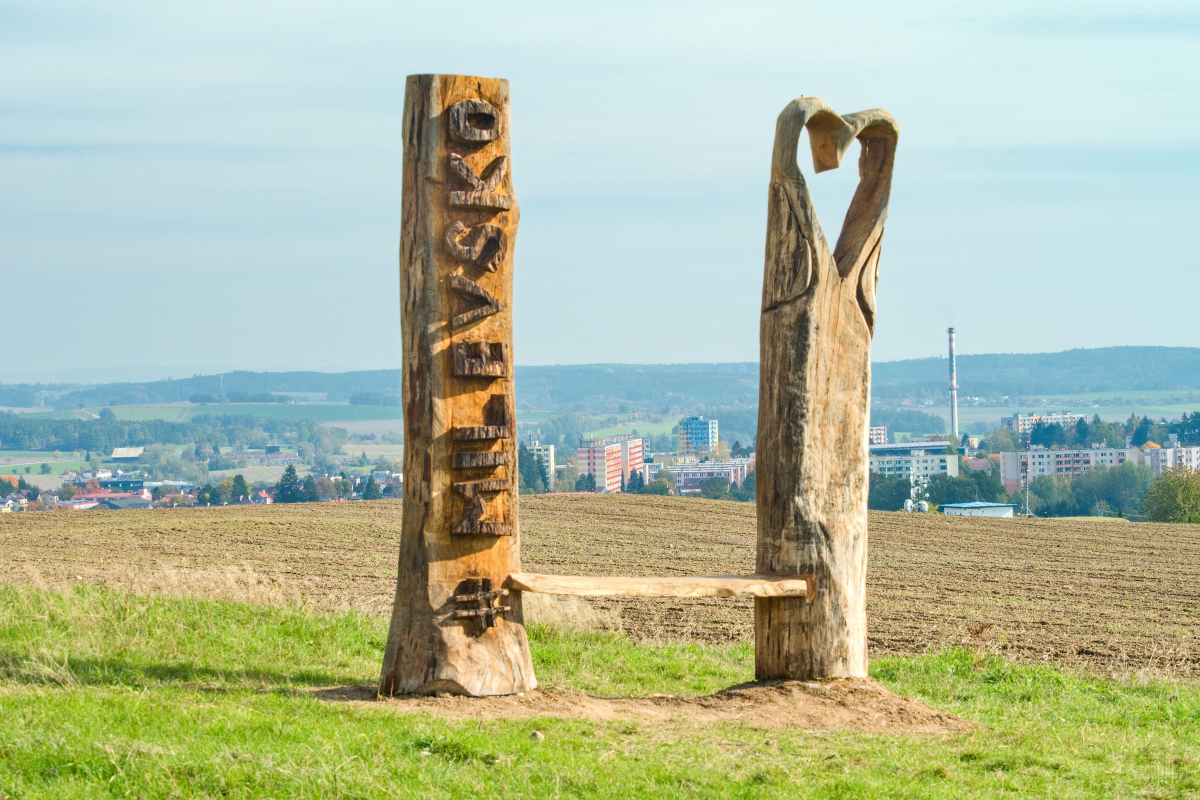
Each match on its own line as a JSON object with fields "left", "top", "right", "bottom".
{"left": 755, "top": 98, "right": 898, "bottom": 680}
{"left": 379, "top": 74, "right": 535, "bottom": 697}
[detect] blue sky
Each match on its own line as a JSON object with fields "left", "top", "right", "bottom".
{"left": 1, "top": 1, "right": 1197, "bottom": 381}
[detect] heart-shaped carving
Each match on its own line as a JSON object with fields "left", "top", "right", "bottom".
{"left": 761, "top": 98, "right": 897, "bottom": 334}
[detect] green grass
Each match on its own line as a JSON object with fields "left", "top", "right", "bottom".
{"left": 0, "top": 584, "right": 1197, "bottom": 798}
{"left": 586, "top": 419, "right": 677, "bottom": 440}
{"left": 83, "top": 406, "right": 189, "bottom": 422}
{"left": 180, "top": 404, "right": 404, "bottom": 423}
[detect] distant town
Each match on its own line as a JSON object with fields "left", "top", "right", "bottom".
{"left": 3, "top": 347, "right": 1200, "bottom": 521}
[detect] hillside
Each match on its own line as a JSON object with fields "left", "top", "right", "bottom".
{"left": 5, "top": 346, "right": 1200, "bottom": 413}
{"left": 872, "top": 346, "right": 1200, "bottom": 399}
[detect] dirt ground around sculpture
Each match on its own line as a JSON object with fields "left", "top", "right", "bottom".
{"left": 1, "top": 495, "right": 1197, "bottom": 680}
{"left": 318, "top": 678, "right": 972, "bottom": 733}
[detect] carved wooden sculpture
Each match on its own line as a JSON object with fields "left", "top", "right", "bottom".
{"left": 379, "top": 75, "right": 535, "bottom": 696}
{"left": 755, "top": 98, "right": 898, "bottom": 680}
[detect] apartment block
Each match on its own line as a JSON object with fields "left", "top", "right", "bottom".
{"left": 1144, "top": 446, "right": 1200, "bottom": 477}
{"left": 1000, "top": 445, "right": 1137, "bottom": 493}
{"left": 678, "top": 416, "right": 719, "bottom": 454}
{"left": 609, "top": 435, "right": 645, "bottom": 485}
{"left": 869, "top": 450, "right": 959, "bottom": 479}
{"left": 577, "top": 441, "right": 623, "bottom": 493}
{"left": 576, "top": 435, "right": 645, "bottom": 493}
{"left": 673, "top": 460, "right": 752, "bottom": 492}
{"left": 869, "top": 426, "right": 888, "bottom": 445}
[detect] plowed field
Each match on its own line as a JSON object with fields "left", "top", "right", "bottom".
{"left": 2, "top": 495, "right": 1197, "bottom": 677}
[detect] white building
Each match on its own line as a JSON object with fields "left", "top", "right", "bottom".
{"left": 869, "top": 426, "right": 888, "bottom": 445}
{"left": 941, "top": 501, "right": 1016, "bottom": 518}
{"left": 673, "top": 460, "right": 753, "bottom": 492}
{"left": 529, "top": 442, "right": 556, "bottom": 490}
{"left": 1144, "top": 446, "right": 1200, "bottom": 477}
{"left": 869, "top": 450, "right": 958, "bottom": 479}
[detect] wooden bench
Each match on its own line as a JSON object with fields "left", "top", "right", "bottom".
{"left": 507, "top": 572, "right": 812, "bottom": 599}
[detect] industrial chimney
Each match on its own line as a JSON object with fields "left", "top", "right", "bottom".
{"left": 948, "top": 328, "right": 959, "bottom": 442}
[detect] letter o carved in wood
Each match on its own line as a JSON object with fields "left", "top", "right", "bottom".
{"left": 449, "top": 99, "right": 501, "bottom": 143}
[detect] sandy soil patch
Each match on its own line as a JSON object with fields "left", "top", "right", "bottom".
{"left": 317, "top": 678, "right": 971, "bottom": 734}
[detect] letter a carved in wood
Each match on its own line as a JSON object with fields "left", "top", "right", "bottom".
{"left": 380, "top": 75, "right": 534, "bottom": 697}
{"left": 756, "top": 98, "right": 897, "bottom": 681}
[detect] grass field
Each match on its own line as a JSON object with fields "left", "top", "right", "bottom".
{"left": 0, "top": 584, "right": 1197, "bottom": 797}
{"left": 585, "top": 418, "right": 676, "bottom": 440}
{"left": 180, "top": 404, "right": 404, "bottom": 424}
{"left": 0, "top": 453, "right": 86, "bottom": 485}
{"left": 343, "top": 443, "right": 404, "bottom": 460}
{"left": 1, "top": 498, "right": 1198, "bottom": 796}
{"left": 906, "top": 403, "right": 1200, "bottom": 430}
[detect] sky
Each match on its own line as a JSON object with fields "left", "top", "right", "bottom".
{"left": 1, "top": 1, "right": 1198, "bottom": 382}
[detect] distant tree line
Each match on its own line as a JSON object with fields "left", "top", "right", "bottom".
{"left": 1028, "top": 415, "right": 1127, "bottom": 449}
{"left": 1174, "top": 412, "right": 1200, "bottom": 446}
{"left": 269, "top": 464, "right": 363, "bottom": 504}
{"left": 349, "top": 392, "right": 401, "bottom": 407}
{"left": 0, "top": 412, "right": 346, "bottom": 458}
{"left": 869, "top": 409, "right": 945, "bottom": 438}
{"left": 869, "top": 462, "right": 1008, "bottom": 511}
{"left": 1022, "top": 462, "right": 1152, "bottom": 517}
{"left": 872, "top": 346, "right": 1200, "bottom": 399}
{"left": 868, "top": 455, "right": 1155, "bottom": 518}
{"left": 0, "top": 386, "right": 40, "bottom": 408}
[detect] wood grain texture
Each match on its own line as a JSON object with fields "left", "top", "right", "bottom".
{"left": 379, "top": 74, "right": 535, "bottom": 697}
{"left": 507, "top": 573, "right": 811, "bottom": 598}
{"left": 755, "top": 97, "right": 898, "bottom": 680}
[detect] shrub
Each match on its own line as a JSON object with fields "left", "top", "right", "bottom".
{"left": 1142, "top": 467, "right": 1200, "bottom": 523}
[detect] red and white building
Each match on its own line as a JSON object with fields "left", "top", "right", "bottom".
{"left": 577, "top": 435, "right": 646, "bottom": 493}
{"left": 869, "top": 426, "right": 888, "bottom": 445}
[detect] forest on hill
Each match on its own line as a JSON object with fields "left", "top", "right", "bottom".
{"left": 3, "top": 347, "right": 1199, "bottom": 413}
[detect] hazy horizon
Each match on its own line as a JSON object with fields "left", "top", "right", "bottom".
{"left": 3, "top": 1, "right": 1197, "bottom": 375}
{"left": 5, "top": 344, "right": 1200, "bottom": 387}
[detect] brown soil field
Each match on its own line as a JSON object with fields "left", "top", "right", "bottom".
{"left": 1, "top": 495, "right": 1197, "bottom": 678}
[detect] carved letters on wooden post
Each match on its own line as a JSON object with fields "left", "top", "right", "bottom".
{"left": 755, "top": 98, "right": 898, "bottom": 681}
{"left": 379, "top": 75, "right": 535, "bottom": 697}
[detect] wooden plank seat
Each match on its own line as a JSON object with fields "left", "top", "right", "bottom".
{"left": 506, "top": 572, "right": 811, "bottom": 599}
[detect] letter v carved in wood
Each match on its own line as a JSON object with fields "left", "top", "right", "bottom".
{"left": 450, "top": 273, "right": 502, "bottom": 328}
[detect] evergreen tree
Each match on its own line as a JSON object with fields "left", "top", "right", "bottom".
{"left": 363, "top": 476, "right": 383, "bottom": 500}
{"left": 517, "top": 444, "right": 545, "bottom": 494}
{"left": 274, "top": 464, "right": 304, "bottom": 503}
{"left": 16, "top": 476, "right": 38, "bottom": 501}
{"left": 230, "top": 473, "right": 251, "bottom": 501}
{"left": 302, "top": 476, "right": 319, "bottom": 502}
{"left": 575, "top": 473, "right": 596, "bottom": 492}
{"left": 626, "top": 470, "right": 644, "bottom": 493}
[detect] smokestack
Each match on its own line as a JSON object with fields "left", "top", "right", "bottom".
{"left": 948, "top": 328, "right": 959, "bottom": 442}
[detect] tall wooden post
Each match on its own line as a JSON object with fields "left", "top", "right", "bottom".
{"left": 755, "top": 98, "right": 898, "bottom": 680}
{"left": 379, "top": 74, "right": 535, "bottom": 697}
